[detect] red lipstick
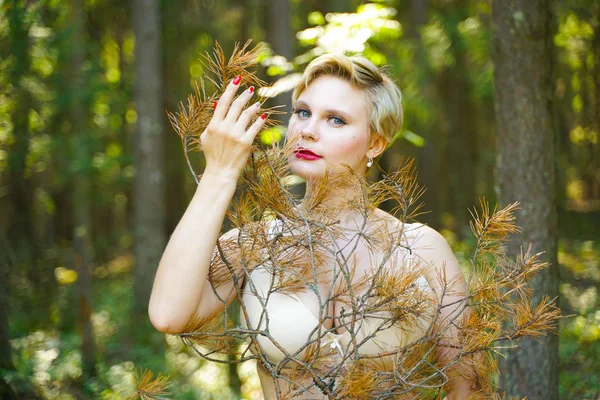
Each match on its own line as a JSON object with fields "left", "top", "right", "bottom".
{"left": 294, "top": 148, "right": 322, "bottom": 161}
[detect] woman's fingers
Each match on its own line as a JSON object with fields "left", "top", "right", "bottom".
{"left": 213, "top": 75, "right": 242, "bottom": 121}
{"left": 225, "top": 86, "right": 255, "bottom": 124}
{"left": 243, "top": 113, "right": 267, "bottom": 142}
{"left": 236, "top": 102, "right": 261, "bottom": 130}
{"left": 208, "top": 75, "right": 265, "bottom": 143}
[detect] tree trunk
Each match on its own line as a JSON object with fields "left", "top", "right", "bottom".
{"left": 265, "top": 0, "right": 298, "bottom": 201}
{"left": 266, "top": 0, "right": 293, "bottom": 122}
{"left": 436, "top": 11, "right": 478, "bottom": 236}
{"left": 492, "top": 1, "right": 559, "bottom": 399}
{"left": 69, "top": 0, "right": 96, "bottom": 380}
{"left": 267, "top": 0, "right": 292, "bottom": 60}
{"left": 162, "top": 0, "right": 191, "bottom": 237}
{"left": 132, "top": 0, "right": 166, "bottom": 322}
{"left": 325, "top": 0, "right": 353, "bottom": 12}
{"left": 4, "top": 0, "right": 39, "bottom": 319}
{"left": 407, "top": 0, "right": 440, "bottom": 229}
{"left": 0, "top": 239, "right": 16, "bottom": 398}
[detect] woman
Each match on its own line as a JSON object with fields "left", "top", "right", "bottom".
{"left": 149, "top": 54, "right": 479, "bottom": 399}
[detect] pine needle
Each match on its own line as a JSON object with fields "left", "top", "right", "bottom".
{"left": 335, "top": 360, "right": 384, "bottom": 399}
{"left": 178, "top": 314, "right": 237, "bottom": 354}
{"left": 167, "top": 40, "right": 284, "bottom": 181}
{"left": 164, "top": 41, "right": 561, "bottom": 399}
{"left": 126, "top": 367, "right": 171, "bottom": 400}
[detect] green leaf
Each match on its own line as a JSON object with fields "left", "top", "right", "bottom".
{"left": 388, "top": 130, "right": 425, "bottom": 148}
{"left": 259, "top": 126, "right": 283, "bottom": 146}
{"left": 308, "top": 11, "right": 325, "bottom": 26}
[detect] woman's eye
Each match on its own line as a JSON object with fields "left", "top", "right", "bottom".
{"left": 330, "top": 116, "right": 346, "bottom": 126}
{"left": 294, "top": 108, "right": 310, "bottom": 118}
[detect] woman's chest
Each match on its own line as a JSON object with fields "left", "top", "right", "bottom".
{"left": 241, "top": 241, "right": 434, "bottom": 364}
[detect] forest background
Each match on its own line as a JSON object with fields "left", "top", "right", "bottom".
{"left": 0, "top": 0, "right": 598, "bottom": 399}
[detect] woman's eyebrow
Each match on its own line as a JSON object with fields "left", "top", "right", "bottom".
{"left": 293, "top": 100, "right": 309, "bottom": 109}
{"left": 325, "top": 108, "right": 352, "bottom": 119}
{"left": 294, "top": 100, "right": 352, "bottom": 119}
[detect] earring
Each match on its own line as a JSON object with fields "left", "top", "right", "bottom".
{"left": 367, "top": 157, "right": 373, "bottom": 168}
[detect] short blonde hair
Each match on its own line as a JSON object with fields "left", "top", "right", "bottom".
{"left": 292, "top": 53, "right": 403, "bottom": 144}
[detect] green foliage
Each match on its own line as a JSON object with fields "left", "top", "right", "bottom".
{"left": 7, "top": 266, "right": 260, "bottom": 399}
{"left": 558, "top": 239, "right": 600, "bottom": 399}
{"left": 421, "top": 16, "right": 455, "bottom": 72}
{"left": 6, "top": 238, "right": 596, "bottom": 398}
{"left": 1, "top": 0, "right": 599, "bottom": 398}
{"left": 555, "top": 13, "right": 595, "bottom": 70}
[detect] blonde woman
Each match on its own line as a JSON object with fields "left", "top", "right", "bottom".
{"left": 149, "top": 54, "right": 479, "bottom": 399}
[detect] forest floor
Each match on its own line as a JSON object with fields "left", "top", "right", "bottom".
{"left": 5, "top": 237, "right": 600, "bottom": 399}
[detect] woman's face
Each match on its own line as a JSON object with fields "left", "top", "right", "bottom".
{"left": 287, "top": 75, "right": 372, "bottom": 179}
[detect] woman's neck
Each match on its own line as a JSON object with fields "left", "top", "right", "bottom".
{"left": 300, "top": 176, "right": 372, "bottom": 229}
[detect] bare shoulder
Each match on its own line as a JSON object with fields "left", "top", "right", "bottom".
{"left": 371, "top": 209, "right": 445, "bottom": 250}
{"left": 373, "top": 211, "right": 467, "bottom": 295}
{"left": 401, "top": 222, "right": 449, "bottom": 251}
{"left": 219, "top": 220, "right": 265, "bottom": 243}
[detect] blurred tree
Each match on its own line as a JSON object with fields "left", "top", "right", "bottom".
{"left": 0, "top": 0, "right": 595, "bottom": 397}
{"left": 266, "top": 0, "right": 293, "bottom": 120}
{"left": 492, "top": 0, "right": 559, "bottom": 399}
{"left": 70, "top": 0, "right": 97, "bottom": 380}
{"left": 434, "top": 1, "right": 478, "bottom": 233}
{"left": 1, "top": 5, "right": 31, "bottom": 387}
{"left": 132, "top": 0, "right": 166, "bottom": 324}
{"left": 405, "top": 0, "right": 437, "bottom": 228}
{"left": 553, "top": 1, "right": 600, "bottom": 237}
{"left": 0, "top": 249, "right": 17, "bottom": 398}
{"left": 3, "top": 0, "right": 39, "bottom": 315}
{"left": 267, "top": 0, "right": 292, "bottom": 60}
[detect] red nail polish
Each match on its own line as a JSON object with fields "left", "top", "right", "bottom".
{"left": 260, "top": 113, "right": 267, "bottom": 120}
{"left": 233, "top": 75, "right": 241, "bottom": 85}
{"left": 249, "top": 86, "right": 254, "bottom": 94}
{"left": 213, "top": 101, "right": 218, "bottom": 110}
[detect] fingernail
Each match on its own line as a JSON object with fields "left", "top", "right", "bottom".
{"left": 260, "top": 113, "right": 267, "bottom": 120}
{"left": 233, "top": 75, "right": 241, "bottom": 85}
{"left": 249, "top": 86, "right": 254, "bottom": 94}
{"left": 213, "top": 101, "right": 218, "bottom": 110}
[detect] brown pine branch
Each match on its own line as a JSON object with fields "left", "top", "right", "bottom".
{"left": 469, "top": 199, "right": 520, "bottom": 263}
{"left": 126, "top": 367, "right": 171, "bottom": 400}
{"left": 167, "top": 40, "right": 285, "bottom": 181}
{"left": 178, "top": 313, "right": 238, "bottom": 355}
{"left": 163, "top": 42, "right": 562, "bottom": 400}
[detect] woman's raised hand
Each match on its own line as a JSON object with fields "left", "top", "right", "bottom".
{"left": 201, "top": 75, "right": 267, "bottom": 180}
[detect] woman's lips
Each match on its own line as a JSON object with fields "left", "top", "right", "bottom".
{"left": 294, "top": 148, "right": 322, "bottom": 161}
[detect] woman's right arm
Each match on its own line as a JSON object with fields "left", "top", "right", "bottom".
{"left": 148, "top": 76, "right": 266, "bottom": 334}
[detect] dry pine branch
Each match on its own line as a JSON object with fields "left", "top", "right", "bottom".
{"left": 150, "top": 43, "right": 562, "bottom": 399}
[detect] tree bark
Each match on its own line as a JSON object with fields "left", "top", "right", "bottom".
{"left": 265, "top": 0, "right": 293, "bottom": 121}
{"left": 0, "top": 237, "right": 16, "bottom": 398}
{"left": 434, "top": 5, "right": 478, "bottom": 235}
{"left": 132, "top": 0, "right": 166, "bottom": 321}
{"left": 1, "top": 4, "right": 30, "bottom": 377}
{"left": 3, "top": 0, "right": 39, "bottom": 320}
{"left": 492, "top": 1, "right": 559, "bottom": 399}
{"left": 70, "top": 0, "right": 97, "bottom": 380}
{"left": 407, "top": 0, "right": 440, "bottom": 229}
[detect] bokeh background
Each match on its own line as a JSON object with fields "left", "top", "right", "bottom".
{"left": 1, "top": 0, "right": 598, "bottom": 398}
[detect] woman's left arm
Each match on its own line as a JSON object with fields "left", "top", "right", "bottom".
{"left": 409, "top": 223, "right": 486, "bottom": 399}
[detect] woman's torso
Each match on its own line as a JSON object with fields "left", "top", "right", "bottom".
{"left": 241, "top": 213, "right": 437, "bottom": 399}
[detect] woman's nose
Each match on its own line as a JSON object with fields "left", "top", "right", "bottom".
{"left": 299, "top": 119, "right": 318, "bottom": 141}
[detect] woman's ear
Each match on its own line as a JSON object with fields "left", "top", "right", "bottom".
{"left": 368, "top": 134, "right": 388, "bottom": 159}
